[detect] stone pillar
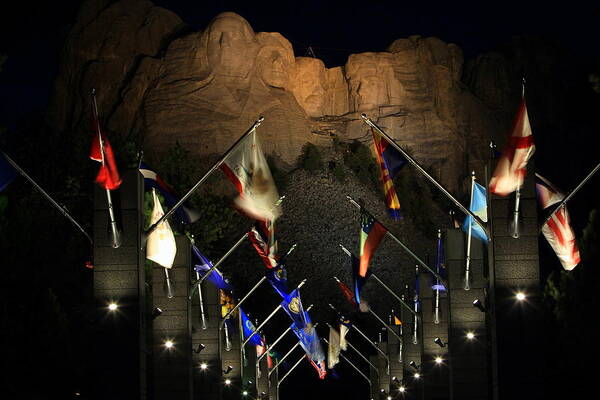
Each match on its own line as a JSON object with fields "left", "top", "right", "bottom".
{"left": 420, "top": 256, "right": 450, "bottom": 400}
{"left": 446, "top": 228, "right": 489, "bottom": 399}
{"left": 192, "top": 280, "right": 221, "bottom": 400}
{"left": 151, "top": 235, "right": 192, "bottom": 400}
{"left": 92, "top": 170, "right": 146, "bottom": 399}
{"left": 403, "top": 292, "right": 423, "bottom": 399}
{"left": 387, "top": 324, "right": 404, "bottom": 392}
{"left": 256, "top": 352, "right": 270, "bottom": 399}
{"left": 221, "top": 312, "right": 243, "bottom": 400}
{"left": 490, "top": 172, "right": 542, "bottom": 398}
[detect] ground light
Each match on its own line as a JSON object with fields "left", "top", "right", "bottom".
{"left": 473, "top": 299, "right": 486, "bottom": 312}
{"left": 200, "top": 362, "right": 208, "bottom": 370}
{"left": 434, "top": 356, "right": 443, "bottom": 364}
{"left": 225, "top": 379, "right": 231, "bottom": 385}
{"left": 108, "top": 302, "right": 118, "bottom": 311}
{"left": 434, "top": 337, "right": 446, "bottom": 347}
{"left": 242, "top": 391, "right": 248, "bottom": 396}
{"left": 516, "top": 292, "right": 526, "bottom": 301}
{"left": 466, "top": 331, "right": 475, "bottom": 340}
{"left": 399, "top": 386, "right": 406, "bottom": 393}
{"left": 164, "top": 340, "right": 174, "bottom": 349}
{"left": 414, "top": 372, "right": 421, "bottom": 379}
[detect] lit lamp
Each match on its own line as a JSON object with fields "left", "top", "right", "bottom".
{"left": 399, "top": 386, "right": 406, "bottom": 393}
{"left": 515, "top": 292, "right": 526, "bottom": 301}
{"left": 224, "top": 379, "right": 232, "bottom": 386}
{"left": 242, "top": 391, "right": 248, "bottom": 396}
{"left": 434, "top": 356, "right": 443, "bottom": 365}
{"left": 409, "top": 361, "right": 420, "bottom": 371}
{"left": 164, "top": 340, "right": 174, "bottom": 350}
{"left": 434, "top": 337, "right": 446, "bottom": 348}
{"left": 224, "top": 365, "right": 233, "bottom": 375}
{"left": 472, "top": 299, "right": 486, "bottom": 313}
{"left": 200, "top": 362, "right": 208, "bottom": 370}
{"left": 392, "top": 376, "right": 400, "bottom": 384}
{"left": 466, "top": 331, "right": 475, "bottom": 340}
{"left": 108, "top": 302, "right": 118, "bottom": 311}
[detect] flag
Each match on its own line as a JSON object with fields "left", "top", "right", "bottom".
{"left": 350, "top": 253, "right": 370, "bottom": 304}
{"left": 221, "top": 129, "right": 281, "bottom": 222}
{"left": 0, "top": 153, "right": 17, "bottom": 192}
{"left": 281, "top": 289, "right": 307, "bottom": 329}
{"left": 266, "top": 262, "right": 288, "bottom": 299}
{"left": 139, "top": 162, "right": 200, "bottom": 225}
{"left": 359, "top": 209, "right": 387, "bottom": 277}
{"left": 489, "top": 98, "right": 535, "bottom": 196}
{"left": 89, "top": 103, "right": 121, "bottom": 190}
{"left": 289, "top": 312, "right": 326, "bottom": 379}
{"left": 248, "top": 221, "right": 278, "bottom": 269}
{"left": 328, "top": 327, "right": 341, "bottom": 369}
{"left": 192, "top": 244, "right": 232, "bottom": 291}
{"left": 462, "top": 181, "right": 488, "bottom": 241}
{"left": 536, "top": 174, "right": 580, "bottom": 270}
{"left": 371, "top": 128, "right": 407, "bottom": 219}
{"left": 336, "top": 279, "right": 357, "bottom": 308}
{"left": 431, "top": 233, "right": 447, "bottom": 291}
{"left": 339, "top": 316, "right": 351, "bottom": 351}
{"left": 219, "top": 289, "right": 235, "bottom": 318}
{"left": 146, "top": 189, "right": 176, "bottom": 268}
{"left": 240, "top": 307, "right": 263, "bottom": 346}
{"left": 392, "top": 314, "right": 402, "bottom": 326}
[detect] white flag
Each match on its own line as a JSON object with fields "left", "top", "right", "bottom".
{"left": 339, "top": 323, "right": 349, "bottom": 351}
{"left": 490, "top": 98, "right": 535, "bottom": 196}
{"left": 146, "top": 189, "right": 177, "bottom": 268}
{"left": 221, "top": 130, "right": 281, "bottom": 222}
{"left": 536, "top": 174, "right": 580, "bottom": 270}
{"left": 327, "top": 327, "right": 341, "bottom": 369}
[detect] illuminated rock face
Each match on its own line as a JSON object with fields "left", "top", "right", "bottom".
{"left": 49, "top": 3, "right": 499, "bottom": 181}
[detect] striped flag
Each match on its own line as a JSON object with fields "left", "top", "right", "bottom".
{"left": 248, "top": 221, "right": 278, "bottom": 269}
{"left": 490, "top": 98, "right": 535, "bottom": 196}
{"left": 139, "top": 162, "right": 200, "bottom": 225}
{"left": 535, "top": 174, "right": 580, "bottom": 270}
{"left": 372, "top": 128, "right": 407, "bottom": 219}
{"left": 359, "top": 209, "right": 387, "bottom": 277}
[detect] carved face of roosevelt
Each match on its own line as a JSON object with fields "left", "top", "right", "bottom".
{"left": 206, "top": 13, "right": 258, "bottom": 80}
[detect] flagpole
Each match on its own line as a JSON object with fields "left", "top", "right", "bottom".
{"left": 539, "top": 161, "right": 600, "bottom": 232}
{"left": 371, "top": 274, "right": 415, "bottom": 316}
{"left": 269, "top": 322, "right": 320, "bottom": 377}
{"left": 277, "top": 353, "right": 307, "bottom": 386}
{"left": 244, "top": 279, "right": 307, "bottom": 347}
{"left": 195, "top": 270, "right": 207, "bottom": 329}
{"left": 163, "top": 267, "right": 174, "bottom": 299}
{"left": 465, "top": 172, "right": 476, "bottom": 290}
{"left": 413, "top": 266, "right": 419, "bottom": 345}
{"left": 0, "top": 149, "right": 93, "bottom": 244}
{"left": 434, "top": 230, "right": 442, "bottom": 323}
{"left": 91, "top": 90, "right": 121, "bottom": 248}
{"left": 327, "top": 303, "right": 390, "bottom": 364}
{"left": 361, "top": 113, "right": 489, "bottom": 240}
{"left": 189, "top": 232, "right": 248, "bottom": 299}
{"left": 322, "top": 338, "right": 372, "bottom": 384}
{"left": 346, "top": 195, "right": 446, "bottom": 285}
{"left": 145, "top": 116, "right": 265, "bottom": 236}
{"left": 325, "top": 323, "right": 379, "bottom": 374}
{"left": 256, "top": 305, "right": 314, "bottom": 366}
{"left": 511, "top": 187, "right": 521, "bottom": 238}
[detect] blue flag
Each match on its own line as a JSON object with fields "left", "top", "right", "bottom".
{"left": 350, "top": 253, "right": 369, "bottom": 304}
{"left": 240, "top": 307, "right": 262, "bottom": 346}
{"left": 266, "top": 262, "right": 288, "bottom": 299}
{"left": 139, "top": 162, "right": 200, "bottom": 225}
{"left": 431, "top": 233, "right": 447, "bottom": 291}
{"left": 0, "top": 153, "right": 17, "bottom": 192}
{"left": 462, "top": 181, "right": 488, "bottom": 242}
{"left": 192, "top": 244, "right": 233, "bottom": 291}
{"left": 281, "top": 289, "right": 307, "bottom": 329}
{"left": 290, "top": 312, "right": 325, "bottom": 367}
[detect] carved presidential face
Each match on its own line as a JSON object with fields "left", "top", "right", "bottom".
{"left": 346, "top": 53, "right": 396, "bottom": 112}
{"left": 256, "top": 33, "right": 295, "bottom": 89}
{"left": 290, "top": 57, "right": 327, "bottom": 117}
{"left": 205, "top": 13, "right": 258, "bottom": 79}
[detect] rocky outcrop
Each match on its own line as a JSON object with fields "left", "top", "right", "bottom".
{"left": 49, "top": 0, "right": 504, "bottom": 186}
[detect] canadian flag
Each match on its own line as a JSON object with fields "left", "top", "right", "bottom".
{"left": 490, "top": 98, "right": 535, "bottom": 196}
{"left": 536, "top": 174, "right": 580, "bottom": 270}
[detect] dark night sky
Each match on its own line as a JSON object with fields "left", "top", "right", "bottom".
{"left": 1, "top": 1, "right": 600, "bottom": 399}
{"left": 1, "top": 1, "right": 598, "bottom": 127}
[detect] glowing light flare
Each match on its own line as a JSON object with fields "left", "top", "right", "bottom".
{"left": 466, "top": 332, "right": 475, "bottom": 340}
{"left": 200, "top": 362, "right": 208, "bottom": 370}
{"left": 399, "top": 386, "right": 406, "bottom": 393}
{"left": 434, "top": 356, "right": 443, "bottom": 364}
{"left": 242, "top": 391, "right": 248, "bottom": 396}
{"left": 164, "top": 340, "right": 174, "bottom": 349}
{"left": 108, "top": 302, "right": 118, "bottom": 311}
{"left": 414, "top": 372, "right": 421, "bottom": 379}
{"left": 516, "top": 292, "right": 526, "bottom": 301}
{"left": 225, "top": 379, "right": 232, "bottom": 385}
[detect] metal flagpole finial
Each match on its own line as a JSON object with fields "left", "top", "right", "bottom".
{"left": 360, "top": 113, "right": 369, "bottom": 121}
{"left": 333, "top": 276, "right": 341, "bottom": 283}
{"left": 91, "top": 88, "right": 96, "bottom": 96}
{"left": 471, "top": 170, "right": 476, "bottom": 178}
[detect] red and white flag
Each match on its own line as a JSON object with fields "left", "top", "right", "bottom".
{"left": 89, "top": 102, "right": 121, "bottom": 190}
{"left": 248, "top": 220, "right": 278, "bottom": 269}
{"left": 221, "top": 130, "right": 281, "bottom": 222}
{"left": 536, "top": 173, "right": 580, "bottom": 270}
{"left": 489, "top": 98, "right": 535, "bottom": 196}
